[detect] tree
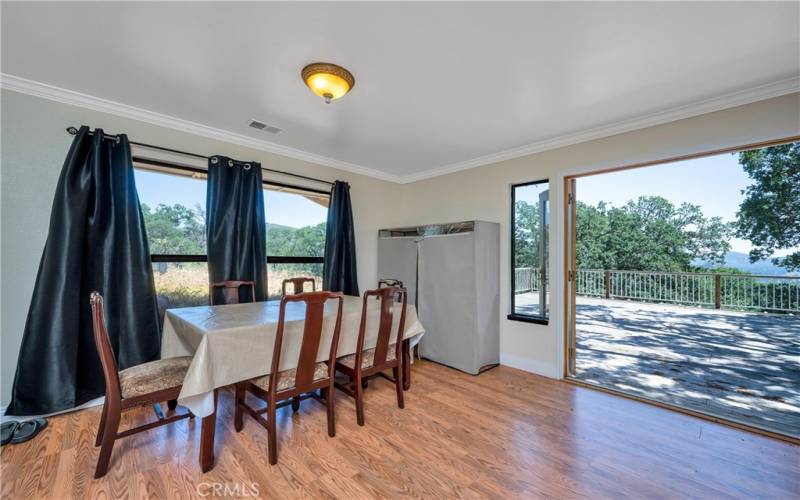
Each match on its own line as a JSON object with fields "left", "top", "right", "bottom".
{"left": 266, "top": 222, "right": 327, "bottom": 274}
{"left": 575, "top": 202, "right": 610, "bottom": 269}
{"left": 140, "top": 204, "right": 328, "bottom": 269}
{"left": 735, "top": 143, "right": 800, "bottom": 271}
{"left": 141, "top": 203, "right": 206, "bottom": 255}
{"left": 513, "top": 200, "right": 540, "bottom": 268}
{"left": 575, "top": 196, "right": 731, "bottom": 272}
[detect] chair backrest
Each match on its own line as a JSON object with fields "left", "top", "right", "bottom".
{"left": 378, "top": 278, "right": 404, "bottom": 288}
{"left": 356, "top": 286, "right": 407, "bottom": 369}
{"left": 210, "top": 280, "right": 256, "bottom": 305}
{"left": 281, "top": 277, "right": 316, "bottom": 297}
{"left": 89, "top": 292, "right": 122, "bottom": 399}
{"left": 270, "top": 291, "right": 343, "bottom": 395}
{"left": 378, "top": 279, "right": 405, "bottom": 302}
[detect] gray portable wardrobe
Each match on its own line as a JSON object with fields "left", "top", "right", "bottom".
{"left": 377, "top": 221, "right": 500, "bottom": 374}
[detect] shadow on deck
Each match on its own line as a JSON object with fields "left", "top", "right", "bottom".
{"left": 517, "top": 293, "right": 800, "bottom": 438}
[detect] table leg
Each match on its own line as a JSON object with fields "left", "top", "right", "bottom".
{"left": 200, "top": 389, "right": 218, "bottom": 473}
{"left": 402, "top": 339, "right": 411, "bottom": 391}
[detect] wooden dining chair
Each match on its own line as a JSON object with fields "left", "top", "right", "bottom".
{"left": 281, "top": 277, "right": 316, "bottom": 297}
{"left": 234, "top": 291, "right": 344, "bottom": 465}
{"left": 89, "top": 292, "right": 193, "bottom": 478}
{"left": 378, "top": 279, "right": 405, "bottom": 302}
{"left": 210, "top": 280, "right": 256, "bottom": 305}
{"left": 335, "top": 286, "right": 407, "bottom": 426}
{"left": 378, "top": 278, "right": 404, "bottom": 288}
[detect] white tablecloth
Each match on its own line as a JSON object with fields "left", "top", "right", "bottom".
{"left": 161, "top": 296, "right": 425, "bottom": 417}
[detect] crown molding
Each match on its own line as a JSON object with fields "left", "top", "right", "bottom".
{"left": 2, "top": 73, "right": 797, "bottom": 185}
{"left": 399, "top": 76, "right": 800, "bottom": 183}
{"left": 0, "top": 73, "right": 403, "bottom": 183}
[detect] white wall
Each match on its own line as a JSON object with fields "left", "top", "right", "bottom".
{"left": 0, "top": 89, "right": 399, "bottom": 407}
{"left": 387, "top": 92, "right": 800, "bottom": 378}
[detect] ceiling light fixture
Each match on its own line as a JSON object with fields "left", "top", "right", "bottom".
{"left": 301, "top": 63, "right": 355, "bottom": 104}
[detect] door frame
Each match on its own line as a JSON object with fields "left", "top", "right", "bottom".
{"left": 562, "top": 135, "right": 800, "bottom": 378}
{"left": 538, "top": 188, "right": 550, "bottom": 316}
{"left": 560, "top": 135, "right": 800, "bottom": 443}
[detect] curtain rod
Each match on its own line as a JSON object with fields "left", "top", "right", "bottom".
{"left": 66, "top": 126, "right": 334, "bottom": 187}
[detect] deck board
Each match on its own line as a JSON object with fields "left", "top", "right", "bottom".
{"left": 560, "top": 295, "right": 800, "bottom": 438}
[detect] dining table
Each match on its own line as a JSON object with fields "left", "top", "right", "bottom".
{"left": 160, "top": 295, "right": 425, "bottom": 472}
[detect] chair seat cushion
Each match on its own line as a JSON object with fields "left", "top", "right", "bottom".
{"left": 119, "top": 356, "right": 192, "bottom": 399}
{"left": 251, "top": 362, "right": 329, "bottom": 392}
{"left": 338, "top": 345, "right": 397, "bottom": 370}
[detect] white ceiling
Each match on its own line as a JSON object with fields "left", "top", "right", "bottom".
{"left": 2, "top": 2, "right": 798, "bottom": 182}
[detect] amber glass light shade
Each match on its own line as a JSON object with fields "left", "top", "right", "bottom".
{"left": 301, "top": 63, "right": 355, "bottom": 103}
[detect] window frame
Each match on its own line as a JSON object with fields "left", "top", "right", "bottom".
{"left": 134, "top": 158, "right": 328, "bottom": 267}
{"left": 508, "top": 178, "right": 550, "bottom": 325}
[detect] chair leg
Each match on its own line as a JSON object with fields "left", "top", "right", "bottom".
{"left": 167, "top": 399, "right": 178, "bottom": 411}
{"left": 234, "top": 384, "right": 245, "bottom": 432}
{"left": 94, "top": 404, "right": 121, "bottom": 478}
{"left": 267, "top": 403, "right": 278, "bottom": 465}
{"left": 394, "top": 366, "right": 405, "bottom": 409}
{"left": 353, "top": 373, "right": 365, "bottom": 427}
{"left": 291, "top": 396, "right": 301, "bottom": 413}
{"left": 326, "top": 380, "right": 336, "bottom": 437}
{"left": 95, "top": 400, "right": 109, "bottom": 447}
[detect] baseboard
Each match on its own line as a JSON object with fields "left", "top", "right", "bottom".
{"left": 500, "top": 354, "right": 561, "bottom": 379}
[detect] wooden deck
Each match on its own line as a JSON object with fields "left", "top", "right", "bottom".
{"left": 2, "top": 361, "right": 798, "bottom": 499}
{"left": 565, "top": 296, "right": 800, "bottom": 438}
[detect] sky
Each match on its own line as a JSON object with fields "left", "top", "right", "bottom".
{"left": 133, "top": 170, "right": 328, "bottom": 228}
{"left": 577, "top": 152, "right": 767, "bottom": 256}
{"left": 136, "top": 150, "right": 790, "bottom": 257}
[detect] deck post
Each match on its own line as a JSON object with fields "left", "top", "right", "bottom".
{"left": 714, "top": 274, "right": 721, "bottom": 309}
{"left": 604, "top": 270, "right": 611, "bottom": 299}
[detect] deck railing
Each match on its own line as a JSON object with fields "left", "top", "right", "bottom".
{"left": 514, "top": 267, "right": 544, "bottom": 293}
{"left": 515, "top": 267, "right": 800, "bottom": 314}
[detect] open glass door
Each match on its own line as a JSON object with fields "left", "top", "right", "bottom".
{"left": 565, "top": 178, "right": 577, "bottom": 376}
{"left": 538, "top": 189, "right": 549, "bottom": 315}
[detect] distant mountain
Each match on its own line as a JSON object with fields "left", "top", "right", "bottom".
{"left": 695, "top": 251, "right": 792, "bottom": 276}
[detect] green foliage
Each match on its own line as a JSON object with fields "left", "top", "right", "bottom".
{"left": 141, "top": 203, "right": 206, "bottom": 255}
{"left": 735, "top": 143, "right": 800, "bottom": 271}
{"left": 266, "top": 223, "right": 326, "bottom": 257}
{"left": 514, "top": 200, "right": 540, "bottom": 268}
{"left": 574, "top": 196, "right": 732, "bottom": 272}
{"left": 140, "top": 203, "right": 327, "bottom": 275}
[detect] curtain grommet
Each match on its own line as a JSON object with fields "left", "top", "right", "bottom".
{"left": 244, "top": 163, "right": 252, "bottom": 170}
{"left": 210, "top": 156, "right": 219, "bottom": 165}
{"left": 228, "top": 160, "right": 234, "bottom": 167}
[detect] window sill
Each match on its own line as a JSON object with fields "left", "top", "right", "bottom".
{"left": 506, "top": 313, "right": 549, "bottom": 325}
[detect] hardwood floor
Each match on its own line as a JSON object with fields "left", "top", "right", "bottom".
{"left": 2, "top": 361, "right": 798, "bottom": 499}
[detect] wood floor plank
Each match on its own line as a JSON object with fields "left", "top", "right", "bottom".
{"left": 1, "top": 361, "right": 797, "bottom": 499}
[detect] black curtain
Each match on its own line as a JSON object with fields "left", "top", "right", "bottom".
{"left": 206, "top": 156, "right": 267, "bottom": 303}
{"left": 323, "top": 181, "right": 359, "bottom": 296}
{"left": 7, "top": 127, "right": 160, "bottom": 416}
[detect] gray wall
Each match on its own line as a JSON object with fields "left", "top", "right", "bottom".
{"left": 0, "top": 89, "right": 399, "bottom": 408}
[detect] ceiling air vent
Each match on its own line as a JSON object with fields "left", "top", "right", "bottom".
{"left": 248, "top": 119, "right": 282, "bottom": 134}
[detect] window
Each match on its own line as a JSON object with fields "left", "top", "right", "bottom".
{"left": 133, "top": 162, "right": 329, "bottom": 316}
{"left": 264, "top": 187, "right": 328, "bottom": 299}
{"left": 510, "top": 180, "right": 550, "bottom": 323}
{"left": 135, "top": 166, "right": 209, "bottom": 314}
